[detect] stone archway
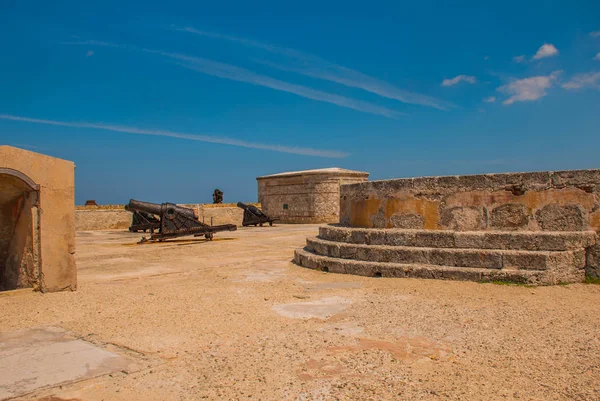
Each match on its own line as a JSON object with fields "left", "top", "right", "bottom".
{"left": 0, "top": 168, "right": 41, "bottom": 291}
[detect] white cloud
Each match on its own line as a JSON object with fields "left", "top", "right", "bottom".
{"left": 175, "top": 26, "right": 452, "bottom": 110}
{"left": 0, "top": 114, "right": 349, "bottom": 158}
{"left": 484, "top": 56, "right": 489, "bottom": 60}
{"left": 483, "top": 96, "right": 496, "bottom": 103}
{"left": 441, "top": 75, "right": 477, "bottom": 87}
{"left": 561, "top": 71, "right": 600, "bottom": 90}
{"left": 86, "top": 50, "right": 94, "bottom": 57}
{"left": 590, "top": 31, "right": 600, "bottom": 38}
{"left": 497, "top": 71, "right": 561, "bottom": 105}
{"left": 532, "top": 44, "right": 559, "bottom": 60}
{"left": 513, "top": 55, "right": 526, "bottom": 63}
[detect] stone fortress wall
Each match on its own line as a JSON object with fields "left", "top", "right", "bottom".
{"left": 296, "top": 169, "right": 600, "bottom": 285}
{"left": 257, "top": 168, "right": 369, "bottom": 224}
{"left": 75, "top": 203, "right": 260, "bottom": 231}
{"left": 340, "top": 169, "right": 600, "bottom": 231}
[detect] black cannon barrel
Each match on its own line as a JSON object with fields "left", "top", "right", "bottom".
{"left": 237, "top": 202, "right": 265, "bottom": 217}
{"left": 127, "top": 199, "right": 162, "bottom": 215}
{"left": 127, "top": 199, "right": 198, "bottom": 219}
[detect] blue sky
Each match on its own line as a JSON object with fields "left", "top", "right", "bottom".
{"left": 1, "top": 0, "right": 599, "bottom": 204}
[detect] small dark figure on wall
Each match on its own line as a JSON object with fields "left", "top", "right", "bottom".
{"left": 213, "top": 189, "right": 224, "bottom": 204}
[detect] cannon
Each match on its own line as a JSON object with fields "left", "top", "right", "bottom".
{"left": 126, "top": 205, "right": 161, "bottom": 233}
{"left": 237, "top": 202, "right": 278, "bottom": 227}
{"left": 125, "top": 199, "right": 237, "bottom": 242}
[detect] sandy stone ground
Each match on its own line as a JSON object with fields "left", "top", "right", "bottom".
{"left": 1, "top": 225, "right": 600, "bottom": 401}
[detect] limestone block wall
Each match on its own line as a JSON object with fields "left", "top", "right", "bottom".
{"left": 257, "top": 168, "right": 369, "bottom": 224}
{"left": 0, "top": 146, "right": 76, "bottom": 292}
{"left": 75, "top": 203, "right": 260, "bottom": 230}
{"left": 340, "top": 169, "right": 600, "bottom": 232}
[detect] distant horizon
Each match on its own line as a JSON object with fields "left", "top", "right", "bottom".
{"left": 1, "top": 0, "right": 599, "bottom": 205}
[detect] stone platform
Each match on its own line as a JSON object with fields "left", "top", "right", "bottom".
{"left": 294, "top": 226, "right": 599, "bottom": 285}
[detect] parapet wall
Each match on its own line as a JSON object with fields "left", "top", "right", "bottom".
{"left": 75, "top": 203, "right": 260, "bottom": 231}
{"left": 340, "top": 169, "right": 600, "bottom": 232}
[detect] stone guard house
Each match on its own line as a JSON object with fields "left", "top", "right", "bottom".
{"left": 257, "top": 168, "right": 369, "bottom": 224}
{"left": 0, "top": 146, "right": 76, "bottom": 292}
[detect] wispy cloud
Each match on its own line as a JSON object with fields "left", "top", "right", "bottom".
{"left": 590, "top": 31, "right": 600, "bottom": 38}
{"left": 441, "top": 75, "right": 477, "bottom": 87}
{"left": 513, "top": 55, "right": 526, "bottom": 63}
{"left": 174, "top": 26, "right": 452, "bottom": 110}
{"left": 147, "top": 50, "right": 405, "bottom": 119}
{"left": 86, "top": 50, "right": 94, "bottom": 57}
{"left": 561, "top": 71, "right": 600, "bottom": 90}
{"left": 0, "top": 114, "right": 349, "bottom": 158}
{"left": 532, "top": 43, "right": 559, "bottom": 60}
{"left": 497, "top": 71, "right": 561, "bottom": 105}
{"left": 62, "top": 41, "right": 404, "bottom": 119}
{"left": 483, "top": 96, "right": 496, "bottom": 103}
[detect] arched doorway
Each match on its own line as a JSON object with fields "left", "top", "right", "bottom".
{"left": 0, "top": 168, "right": 41, "bottom": 291}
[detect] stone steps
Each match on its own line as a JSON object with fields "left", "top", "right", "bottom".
{"left": 294, "top": 248, "right": 552, "bottom": 284}
{"left": 306, "top": 237, "right": 586, "bottom": 271}
{"left": 319, "top": 226, "right": 597, "bottom": 251}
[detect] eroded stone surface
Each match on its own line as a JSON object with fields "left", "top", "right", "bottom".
{"left": 536, "top": 204, "right": 585, "bottom": 231}
{"left": 491, "top": 203, "right": 529, "bottom": 230}
{"left": 440, "top": 206, "right": 486, "bottom": 231}
{"left": 389, "top": 213, "right": 424, "bottom": 229}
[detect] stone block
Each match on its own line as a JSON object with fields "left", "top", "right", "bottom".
{"left": 536, "top": 204, "right": 585, "bottom": 231}
{"left": 349, "top": 230, "right": 368, "bottom": 244}
{"left": 366, "top": 230, "right": 387, "bottom": 246}
{"left": 455, "top": 232, "right": 486, "bottom": 249}
{"left": 440, "top": 206, "right": 487, "bottom": 231}
{"left": 586, "top": 243, "right": 600, "bottom": 278}
{"left": 502, "top": 252, "right": 550, "bottom": 270}
{"left": 384, "top": 231, "right": 415, "bottom": 246}
{"left": 414, "top": 231, "right": 456, "bottom": 248}
{"left": 389, "top": 213, "right": 424, "bottom": 229}
{"left": 551, "top": 169, "right": 600, "bottom": 187}
{"left": 490, "top": 204, "right": 529, "bottom": 230}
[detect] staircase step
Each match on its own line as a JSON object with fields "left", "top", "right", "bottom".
{"left": 306, "top": 237, "right": 586, "bottom": 271}
{"left": 294, "top": 248, "right": 558, "bottom": 284}
{"left": 319, "top": 226, "right": 597, "bottom": 251}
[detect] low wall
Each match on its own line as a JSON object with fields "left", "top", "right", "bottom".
{"left": 340, "top": 169, "right": 600, "bottom": 232}
{"left": 75, "top": 203, "right": 260, "bottom": 231}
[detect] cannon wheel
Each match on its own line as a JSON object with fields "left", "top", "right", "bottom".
{"left": 205, "top": 232, "right": 214, "bottom": 241}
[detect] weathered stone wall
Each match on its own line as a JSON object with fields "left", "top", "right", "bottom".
{"left": 340, "top": 169, "right": 600, "bottom": 232}
{"left": 257, "top": 169, "right": 369, "bottom": 223}
{"left": 75, "top": 208, "right": 131, "bottom": 231}
{"left": 75, "top": 203, "right": 260, "bottom": 230}
{"left": 4, "top": 192, "right": 38, "bottom": 290}
{"left": 0, "top": 146, "right": 76, "bottom": 293}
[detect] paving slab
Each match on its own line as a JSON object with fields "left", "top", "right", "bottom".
{"left": 0, "top": 327, "right": 131, "bottom": 400}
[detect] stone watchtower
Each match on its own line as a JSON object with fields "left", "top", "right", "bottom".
{"left": 257, "top": 168, "right": 369, "bottom": 224}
